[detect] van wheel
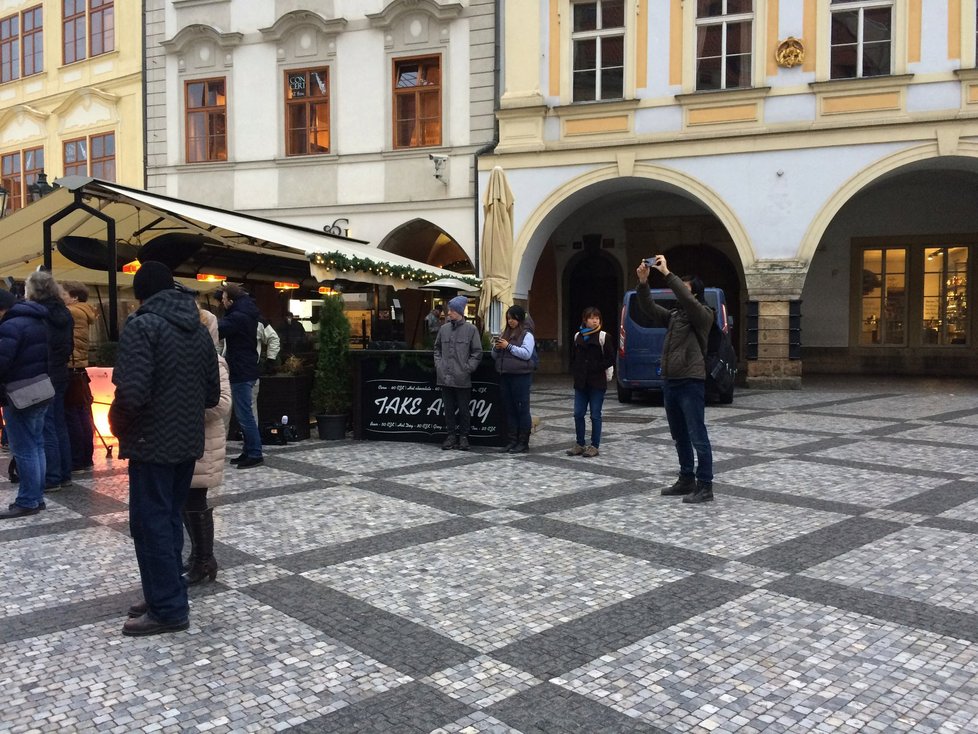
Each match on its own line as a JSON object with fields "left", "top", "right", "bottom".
{"left": 617, "top": 384, "right": 633, "bottom": 403}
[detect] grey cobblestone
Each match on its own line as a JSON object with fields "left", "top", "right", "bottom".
{"left": 3, "top": 378, "right": 978, "bottom": 731}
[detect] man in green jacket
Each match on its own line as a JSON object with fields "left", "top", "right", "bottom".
{"left": 635, "top": 256, "right": 716, "bottom": 504}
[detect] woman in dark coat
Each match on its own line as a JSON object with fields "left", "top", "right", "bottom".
{"left": 0, "top": 288, "right": 53, "bottom": 518}
{"left": 568, "top": 306, "right": 616, "bottom": 458}
{"left": 490, "top": 305, "right": 536, "bottom": 453}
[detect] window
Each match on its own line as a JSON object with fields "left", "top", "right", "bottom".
{"left": 186, "top": 79, "right": 227, "bottom": 163}
{"left": 830, "top": 0, "right": 892, "bottom": 79}
{"left": 1, "top": 146, "right": 44, "bottom": 212}
{"left": 695, "top": 0, "right": 753, "bottom": 91}
{"left": 571, "top": 0, "right": 624, "bottom": 102}
{"left": 393, "top": 56, "right": 441, "bottom": 149}
{"left": 860, "top": 247, "right": 906, "bottom": 345}
{"left": 64, "top": 132, "right": 115, "bottom": 181}
{"left": 923, "top": 247, "right": 968, "bottom": 346}
{"left": 63, "top": 0, "right": 114, "bottom": 65}
{"left": 0, "top": 13, "right": 18, "bottom": 83}
{"left": 285, "top": 68, "right": 330, "bottom": 156}
{"left": 22, "top": 7, "right": 41, "bottom": 76}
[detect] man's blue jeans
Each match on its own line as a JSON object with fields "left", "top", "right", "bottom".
{"left": 230, "top": 380, "right": 262, "bottom": 459}
{"left": 499, "top": 372, "right": 533, "bottom": 434}
{"left": 662, "top": 378, "right": 713, "bottom": 483}
{"left": 128, "top": 459, "right": 194, "bottom": 624}
{"left": 573, "top": 386, "right": 606, "bottom": 447}
{"left": 43, "top": 385, "right": 72, "bottom": 485}
{"left": 6, "top": 402, "right": 48, "bottom": 509}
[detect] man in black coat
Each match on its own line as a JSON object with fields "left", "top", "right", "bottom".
{"left": 218, "top": 284, "right": 264, "bottom": 468}
{"left": 110, "top": 262, "right": 220, "bottom": 636}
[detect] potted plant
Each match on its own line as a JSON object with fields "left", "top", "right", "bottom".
{"left": 311, "top": 294, "right": 352, "bottom": 439}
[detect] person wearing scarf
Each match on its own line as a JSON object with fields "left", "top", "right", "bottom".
{"left": 568, "top": 307, "right": 616, "bottom": 457}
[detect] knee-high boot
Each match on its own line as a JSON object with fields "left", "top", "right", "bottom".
{"left": 183, "top": 507, "right": 218, "bottom": 585}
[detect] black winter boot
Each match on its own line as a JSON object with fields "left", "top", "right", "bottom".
{"left": 509, "top": 430, "right": 530, "bottom": 454}
{"left": 662, "top": 474, "right": 696, "bottom": 496}
{"left": 442, "top": 434, "right": 457, "bottom": 450}
{"left": 499, "top": 431, "right": 517, "bottom": 453}
{"left": 183, "top": 507, "right": 219, "bottom": 584}
{"left": 682, "top": 481, "right": 715, "bottom": 504}
{"left": 181, "top": 511, "right": 195, "bottom": 572}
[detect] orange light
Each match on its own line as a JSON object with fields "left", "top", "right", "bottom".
{"left": 318, "top": 286, "right": 333, "bottom": 295}
{"left": 122, "top": 259, "right": 141, "bottom": 274}
{"left": 196, "top": 273, "right": 226, "bottom": 283}
{"left": 274, "top": 281, "right": 300, "bottom": 290}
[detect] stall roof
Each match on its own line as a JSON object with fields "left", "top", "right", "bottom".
{"left": 0, "top": 177, "right": 476, "bottom": 289}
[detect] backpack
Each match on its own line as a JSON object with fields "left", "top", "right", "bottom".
{"left": 695, "top": 319, "right": 736, "bottom": 397}
{"left": 530, "top": 341, "right": 540, "bottom": 370}
{"left": 598, "top": 331, "right": 614, "bottom": 382}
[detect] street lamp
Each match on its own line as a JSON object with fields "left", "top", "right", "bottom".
{"left": 27, "top": 171, "right": 57, "bottom": 202}
{"left": 0, "top": 184, "right": 8, "bottom": 219}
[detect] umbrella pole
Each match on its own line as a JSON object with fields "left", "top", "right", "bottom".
{"left": 489, "top": 299, "right": 503, "bottom": 336}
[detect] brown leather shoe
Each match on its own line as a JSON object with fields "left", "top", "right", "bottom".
{"left": 127, "top": 600, "right": 148, "bottom": 618}
{"left": 122, "top": 612, "right": 189, "bottom": 637}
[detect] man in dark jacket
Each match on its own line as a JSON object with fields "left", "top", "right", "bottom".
{"left": 27, "top": 271, "right": 74, "bottom": 491}
{"left": 110, "top": 262, "right": 220, "bottom": 636}
{"left": 0, "top": 290, "right": 51, "bottom": 518}
{"left": 218, "top": 284, "right": 263, "bottom": 468}
{"left": 635, "top": 256, "right": 716, "bottom": 504}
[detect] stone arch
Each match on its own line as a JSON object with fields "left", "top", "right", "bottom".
{"left": 798, "top": 141, "right": 978, "bottom": 263}
{"left": 513, "top": 162, "right": 754, "bottom": 295}
{"left": 377, "top": 217, "right": 473, "bottom": 273}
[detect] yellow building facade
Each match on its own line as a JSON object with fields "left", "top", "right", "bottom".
{"left": 488, "top": 1, "right": 978, "bottom": 384}
{"left": 0, "top": 0, "right": 142, "bottom": 213}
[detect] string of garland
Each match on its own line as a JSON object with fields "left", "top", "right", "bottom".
{"left": 311, "top": 252, "right": 481, "bottom": 287}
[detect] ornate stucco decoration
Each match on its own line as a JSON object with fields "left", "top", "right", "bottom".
{"left": 160, "top": 24, "right": 243, "bottom": 70}
{"left": 366, "top": 0, "right": 462, "bottom": 49}
{"left": 0, "top": 104, "right": 49, "bottom": 141}
{"left": 259, "top": 11, "right": 348, "bottom": 61}
{"left": 775, "top": 37, "right": 805, "bottom": 68}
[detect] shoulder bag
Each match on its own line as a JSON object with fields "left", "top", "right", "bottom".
{"left": 6, "top": 374, "right": 55, "bottom": 409}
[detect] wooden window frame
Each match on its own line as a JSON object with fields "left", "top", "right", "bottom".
{"left": 284, "top": 67, "right": 330, "bottom": 157}
{"left": 829, "top": 0, "right": 893, "bottom": 80}
{"left": 0, "top": 12, "right": 19, "bottom": 83}
{"left": 63, "top": 0, "right": 86, "bottom": 65}
{"left": 88, "top": 0, "right": 113, "bottom": 58}
{"left": 185, "top": 77, "right": 228, "bottom": 164}
{"left": 392, "top": 54, "right": 442, "bottom": 150}
{"left": 1, "top": 146, "right": 43, "bottom": 212}
{"left": 570, "top": 0, "right": 626, "bottom": 102}
{"left": 63, "top": 136, "right": 88, "bottom": 177}
{"left": 89, "top": 131, "right": 115, "bottom": 180}
{"left": 695, "top": 0, "right": 754, "bottom": 92}
{"left": 21, "top": 6, "right": 42, "bottom": 77}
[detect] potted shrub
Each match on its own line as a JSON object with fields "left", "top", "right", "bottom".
{"left": 311, "top": 294, "right": 352, "bottom": 440}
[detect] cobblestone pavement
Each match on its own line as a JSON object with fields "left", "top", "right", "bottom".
{"left": 3, "top": 376, "right": 978, "bottom": 733}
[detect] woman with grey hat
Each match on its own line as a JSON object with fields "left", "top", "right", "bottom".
{"left": 433, "top": 295, "right": 482, "bottom": 450}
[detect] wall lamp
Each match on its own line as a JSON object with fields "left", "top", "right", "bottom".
{"left": 0, "top": 185, "right": 7, "bottom": 219}
{"left": 27, "top": 171, "right": 58, "bottom": 202}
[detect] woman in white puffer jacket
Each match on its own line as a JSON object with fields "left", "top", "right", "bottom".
{"left": 183, "top": 307, "right": 232, "bottom": 584}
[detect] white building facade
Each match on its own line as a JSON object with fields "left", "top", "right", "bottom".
{"left": 144, "top": 0, "right": 496, "bottom": 289}
{"left": 487, "top": 1, "right": 978, "bottom": 384}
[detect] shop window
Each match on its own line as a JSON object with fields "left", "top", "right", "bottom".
{"left": 185, "top": 78, "right": 227, "bottom": 163}
{"left": 922, "top": 247, "right": 968, "bottom": 346}
{"left": 64, "top": 0, "right": 113, "bottom": 65}
{"left": 393, "top": 56, "right": 441, "bottom": 149}
{"left": 571, "top": 0, "right": 624, "bottom": 102}
{"left": 1, "top": 146, "right": 43, "bottom": 212}
{"left": 860, "top": 248, "right": 905, "bottom": 346}
{"left": 830, "top": 0, "right": 892, "bottom": 79}
{"left": 285, "top": 68, "right": 330, "bottom": 156}
{"left": 695, "top": 0, "right": 753, "bottom": 91}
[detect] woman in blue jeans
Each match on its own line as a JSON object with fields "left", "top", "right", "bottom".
{"left": 491, "top": 305, "right": 535, "bottom": 453}
{"left": 0, "top": 289, "right": 53, "bottom": 518}
{"left": 568, "top": 307, "right": 616, "bottom": 458}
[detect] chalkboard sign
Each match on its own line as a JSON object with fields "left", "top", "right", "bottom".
{"left": 353, "top": 351, "right": 505, "bottom": 446}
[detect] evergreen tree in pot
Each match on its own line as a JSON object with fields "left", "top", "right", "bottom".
{"left": 311, "top": 294, "right": 352, "bottom": 439}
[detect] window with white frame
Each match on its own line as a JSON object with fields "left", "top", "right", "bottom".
{"left": 571, "top": 0, "right": 624, "bottom": 102}
{"left": 830, "top": 0, "right": 892, "bottom": 79}
{"left": 695, "top": 0, "right": 753, "bottom": 91}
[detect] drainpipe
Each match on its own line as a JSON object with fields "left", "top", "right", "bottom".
{"left": 141, "top": 0, "right": 148, "bottom": 189}
{"left": 472, "top": 0, "right": 502, "bottom": 276}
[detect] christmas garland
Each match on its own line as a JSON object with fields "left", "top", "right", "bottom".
{"left": 310, "top": 251, "right": 480, "bottom": 287}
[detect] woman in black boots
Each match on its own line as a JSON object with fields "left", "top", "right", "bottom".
{"left": 184, "top": 307, "right": 231, "bottom": 584}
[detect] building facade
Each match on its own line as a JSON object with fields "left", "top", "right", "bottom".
{"left": 0, "top": 0, "right": 139, "bottom": 208}
{"left": 144, "top": 0, "right": 496, "bottom": 297}
{"left": 488, "top": 1, "right": 978, "bottom": 384}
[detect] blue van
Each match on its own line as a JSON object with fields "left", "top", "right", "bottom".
{"left": 616, "top": 287, "right": 736, "bottom": 404}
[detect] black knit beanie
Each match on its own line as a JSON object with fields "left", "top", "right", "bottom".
{"left": 133, "top": 261, "right": 174, "bottom": 301}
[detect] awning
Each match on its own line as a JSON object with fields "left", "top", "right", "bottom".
{"left": 0, "top": 177, "right": 479, "bottom": 290}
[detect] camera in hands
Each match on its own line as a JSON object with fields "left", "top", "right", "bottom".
{"left": 644, "top": 256, "right": 661, "bottom": 268}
